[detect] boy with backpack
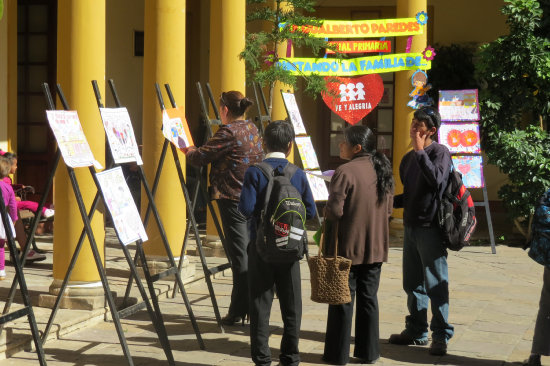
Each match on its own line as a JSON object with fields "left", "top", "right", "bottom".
{"left": 239, "top": 120, "right": 316, "bottom": 366}
{"left": 390, "top": 107, "right": 454, "bottom": 356}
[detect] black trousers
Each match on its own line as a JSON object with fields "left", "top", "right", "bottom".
{"left": 248, "top": 242, "right": 302, "bottom": 366}
{"left": 217, "top": 199, "right": 249, "bottom": 316}
{"left": 323, "top": 262, "right": 382, "bottom": 365}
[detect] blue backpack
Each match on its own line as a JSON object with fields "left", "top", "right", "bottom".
{"left": 528, "top": 189, "right": 550, "bottom": 266}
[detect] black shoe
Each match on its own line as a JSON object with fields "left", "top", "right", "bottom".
{"left": 388, "top": 331, "right": 428, "bottom": 346}
{"left": 429, "top": 340, "right": 447, "bottom": 356}
{"left": 524, "top": 355, "right": 542, "bottom": 366}
{"left": 354, "top": 356, "right": 379, "bottom": 364}
{"left": 221, "top": 313, "right": 247, "bottom": 326}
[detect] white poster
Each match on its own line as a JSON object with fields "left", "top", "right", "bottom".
{"left": 282, "top": 92, "right": 307, "bottom": 135}
{"left": 305, "top": 170, "right": 329, "bottom": 202}
{"left": 96, "top": 167, "right": 148, "bottom": 246}
{"left": 99, "top": 108, "right": 143, "bottom": 165}
{"left": 295, "top": 136, "right": 320, "bottom": 170}
{"left": 46, "top": 110, "right": 95, "bottom": 168}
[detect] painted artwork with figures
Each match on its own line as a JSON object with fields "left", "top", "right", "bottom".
{"left": 282, "top": 92, "right": 307, "bottom": 135}
{"left": 452, "top": 155, "right": 484, "bottom": 188}
{"left": 305, "top": 170, "right": 329, "bottom": 202}
{"left": 295, "top": 136, "right": 320, "bottom": 171}
{"left": 99, "top": 107, "right": 143, "bottom": 165}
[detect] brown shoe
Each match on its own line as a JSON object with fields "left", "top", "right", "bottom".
{"left": 429, "top": 340, "right": 447, "bottom": 356}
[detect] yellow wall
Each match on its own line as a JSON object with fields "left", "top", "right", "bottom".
{"left": 0, "top": 2, "right": 9, "bottom": 152}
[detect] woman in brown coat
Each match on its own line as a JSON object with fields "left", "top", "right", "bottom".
{"left": 322, "top": 125, "right": 394, "bottom": 365}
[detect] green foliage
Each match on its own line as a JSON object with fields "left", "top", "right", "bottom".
{"left": 475, "top": 0, "right": 550, "bottom": 229}
{"left": 241, "top": 0, "right": 338, "bottom": 97}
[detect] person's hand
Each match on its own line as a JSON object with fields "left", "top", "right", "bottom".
{"left": 410, "top": 125, "right": 427, "bottom": 151}
{"left": 180, "top": 146, "right": 196, "bottom": 154}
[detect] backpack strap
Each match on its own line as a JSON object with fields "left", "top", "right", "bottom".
{"left": 282, "top": 162, "right": 299, "bottom": 180}
{"left": 255, "top": 162, "right": 275, "bottom": 219}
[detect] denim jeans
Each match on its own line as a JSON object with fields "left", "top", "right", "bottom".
{"left": 402, "top": 225, "right": 454, "bottom": 342}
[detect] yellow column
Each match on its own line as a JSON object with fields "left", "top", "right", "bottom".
{"left": 271, "top": 1, "right": 295, "bottom": 162}
{"left": 6, "top": 0, "right": 16, "bottom": 152}
{"left": 40, "top": 0, "right": 106, "bottom": 309}
{"left": 141, "top": 0, "right": 187, "bottom": 264}
{"left": 205, "top": 0, "right": 246, "bottom": 243}
{"left": 393, "top": 0, "right": 427, "bottom": 218}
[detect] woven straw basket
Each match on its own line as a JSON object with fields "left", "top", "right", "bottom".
{"left": 308, "top": 221, "right": 352, "bottom": 305}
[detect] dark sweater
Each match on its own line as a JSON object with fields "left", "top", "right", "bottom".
{"left": 394, "top": 142, "right": 451, "bottom": 227}
{"left": 238, "top": 158, "right": 316, "bottom": 241}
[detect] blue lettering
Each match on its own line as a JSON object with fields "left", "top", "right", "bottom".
{"left": 349, "top": 62, "right": 357, "bottom": 72}
{"left": 406, "top": 57, "right": 415, "bottom": 67}
{"left": 322, "top": 62, "right": 330, "bottom": 72}
{"left": 360, "top": 60, "right": 366, "bottom": 71}
{"left": 331, "top": 62, "right": 339, "bottom": 72}
{"left": 398, "top": 58, "right": 405, "bottom": 67}
{"left": 294, "top": 61, "right": 304, "bottom": 71}
{"left": 342, "top": 63, "right": 349, "bottom": 72}
{"left": 304, "top": 62, "right": 312, "bottom": 72}
{"left": 373, "top": 59, "right": 384, "bottom": 69}
{"left": 414, "top": 56, "right": 422, "bottom": 66}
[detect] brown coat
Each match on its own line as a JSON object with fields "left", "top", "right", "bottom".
{"left": 325, "top": 155, "right": 394, "bottom": 265}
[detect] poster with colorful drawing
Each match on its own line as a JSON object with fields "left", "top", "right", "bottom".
{"left": 295, "top": 136, "right": 320, "bottom": 170}
{"left": 46, "top": 110, "right": 96, "bottom": 168}
{"left": 438, "top": 123, "right": 481, "bottom": 154}
{"left": 96, "top": 167, "right": 148, "bottom": 246}
{"left": 99, "top": 108, "right": 143, "bottom": 165}
{"left": 305, "top": 171, "right": 330, "bottom": 201}
{"left": 438, "top": 89, "right": 480, "bottom": 121}
{"left": 162, "top": 107, "right": 194, "bottom": 149}
{"left": 452, "top": 155, "right": 484, "bottom": 188}
{"left": 282, "top": 92, "right": 307, "bottom": 135}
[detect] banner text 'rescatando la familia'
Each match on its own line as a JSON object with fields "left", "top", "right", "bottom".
{"left": 277, "top": 53, "right": 431, "bottom": 76}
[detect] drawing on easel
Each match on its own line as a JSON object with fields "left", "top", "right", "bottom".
{"left": 452, "top": 155, "right": 484, "bottom": 189}
{"left": 305, "top": 170, "right": 329, "bottom": 201}
{"left": 162, "top": 107, "right": 194, "bottom": 149}
{"left": 438, "top": 122, "right": 481, "bottom": 154}
{"left": 295, "top": 136, "right": 320, "bottom": 170}
{"left": 282, "top": 92, "right": 308, "bottom": 135}
{"left": 46, "top": 110, "right": 96, "bottom": 168}
{"left": 438, "top": 89, "right": 480, "bottom": 121}
{"left": 96, "top": 167, "right": 148, "bottom": 246}
{"left": 99, "top": 107, "right": 143, "bottom": 165}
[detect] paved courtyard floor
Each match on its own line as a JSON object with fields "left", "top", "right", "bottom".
{"left": 0, "top": 234, "right": 547, "bottom": 365}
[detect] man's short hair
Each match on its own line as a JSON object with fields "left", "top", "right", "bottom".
{"left": 263, "top": 120, "right": 295, "bottom": 153}
{"left": 414, "top": 107, "right": 441, "bottom": 130}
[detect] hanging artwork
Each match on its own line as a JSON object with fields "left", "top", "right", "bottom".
{"left": 322, "top": 74, "right": 384, "bottom": 125}
{"left": 305, "top": 171, "right": 330, "bottom": 202}
{"left": 439, "top": 123, "right": 481, "bottom": 154}
{"left": 295, "top": 136, "right": 320, "bottom": 171}
{"left": 99, "top": 108, "right": 143, "bottom": 165}
{"left": 46, "top": 110, "right": 96, "bottom": 168}
{"left": 407, "top": 70, "right": 433, "bottom": 109}
{"left": 438, "top": 89, "right": 480, "bottom": 121}
{"left": 162, "top": 107, "right": 194, "bottom": 149}
{"left": 281, "top": 92, "right": 307, "bottom": 135}
{"left": 452, "top": 155, "right": 484, "bottom": 188}
{"left": 96, "top": 167, "right": 148, "bottom": 246}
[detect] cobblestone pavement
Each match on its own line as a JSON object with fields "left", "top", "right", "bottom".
{"left": 0, "top": 237, "right": 547, "bottom": 365}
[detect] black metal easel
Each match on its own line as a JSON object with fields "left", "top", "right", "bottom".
{"left": 36, "top": 83, "right": 136, "bottom": 365}
{"left": 96, "top": 80, "right": 205, "bottom": 349}
{"left": 0, "top": 160, "right": 47, "bottom": 365}
{"left": 253, "top": 82, "right": 270, "bottom": 136}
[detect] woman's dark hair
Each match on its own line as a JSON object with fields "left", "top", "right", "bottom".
{"left": 413, "top": 107, "right": 441, "bottom": 130}
{"left": 263, "top": 120, "right": 295, "bottom": 153}
{"left": 343, "top": 125, "right": 394, "bottom": 205}
{"left": 220, "top": 90, "right": 254, "bottom": 119}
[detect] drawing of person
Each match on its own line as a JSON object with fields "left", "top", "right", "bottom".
{"left": 407, "top": 70, "right": 433, "bottom": 109}
{"left": 355, "top": 82, "right": 366, "bottom": 101}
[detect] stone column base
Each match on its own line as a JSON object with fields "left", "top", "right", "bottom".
{"left": 38, "top": 280, "right": 105, "bottom": 310}
{"left": 192, "top": 235, "right": 226, "bottom": 258}
{"left": 137, "top": 255, "right": 195, "bottom": 282}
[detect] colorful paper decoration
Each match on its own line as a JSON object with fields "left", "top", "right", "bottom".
{"left": 281, "top": 92, "right": 307, "bottom": 135}
{"left": 439, "top": 123, "right": 481, "bottom": 154}
{"left": 295, "top": 136, "right": 320, "bottom": 171}
{"left": 99, "top": 108, "right": 143, "bottom": 165}
{"left": 407, "top": 70, "right": 433, "bottom": 109}
{"left": 277, "top": 52, "right": 431, "bottom": 76}
{"left": 305, "top": 171, "right": 330, "bottom": 201}
{"left": 325, "top": 40, "right": 391, "bottom": 54}
{"left": 322, "top": 74, "right": 384, "bottom": 125}
{"left": 452, "top": 155, "right": 484, "bottom": 188}
{"left": 96, "top": 167, "right": 148, "bottom": 245}
{"left": 46, "top": 110, "right": 96, "bottom": 168}
{"left": 290, "top": 18, "right": 424, "bottom": 38}
{"left": 162, "top": 107, "right": 194, "bottom": 149}
{"left": 438, "top": 89, "right": 480, "bottom": 121}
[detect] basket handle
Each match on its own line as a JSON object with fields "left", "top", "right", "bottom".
{"left": 318, "top": 218, "right": 339, "bottom": 260}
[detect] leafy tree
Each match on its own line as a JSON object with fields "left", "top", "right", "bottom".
{"left": 476, "top": 0, "right": 550, "bottom": 238}
{"left": 240, "top": 0, "right": 338, "bottom": 103}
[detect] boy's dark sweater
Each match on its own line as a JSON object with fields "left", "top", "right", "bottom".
{"left": 239, "top": 157, "right": 316, "bottom": 241}
{"left": 394, "top": 141, "right": 451, "bottom": 227}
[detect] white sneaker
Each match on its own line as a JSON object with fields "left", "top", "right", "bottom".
{"left": 43, "top": 208, "right": 55, "bottom": 218}
{"left": 26, "top": 250, "right": 46, "bottom": 262}
{"left": 0, "top": 269, "right": 5, "bottom": 279}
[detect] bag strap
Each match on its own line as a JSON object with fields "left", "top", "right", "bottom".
{"left": 318, "top": 218, "right": 339, "bottom": 260}
{"left": 255, "top": 162, "right": 275, "bottom": 220}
